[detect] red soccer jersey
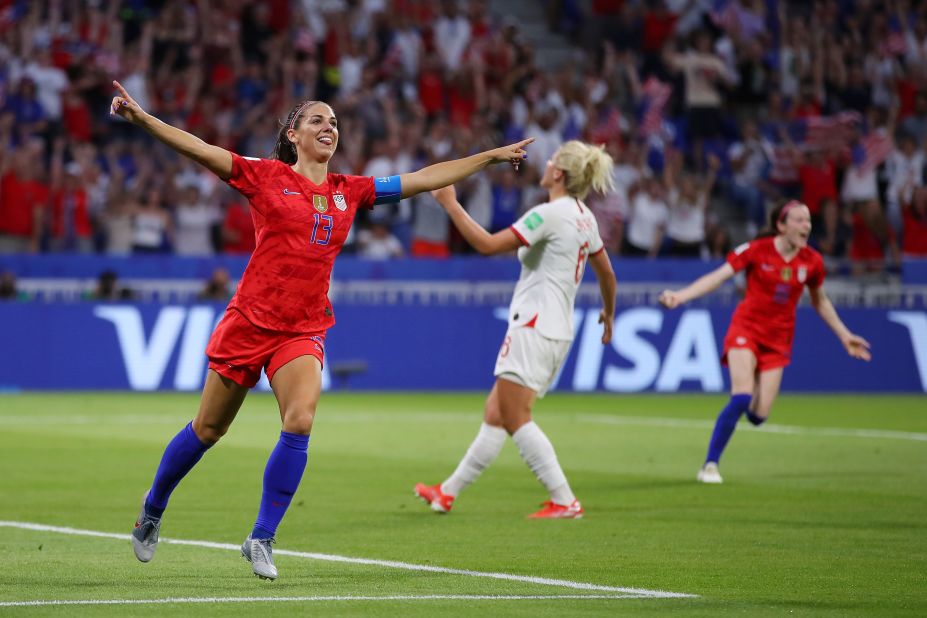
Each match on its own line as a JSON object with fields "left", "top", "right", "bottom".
{"left": 726, "top": 236, "right": 825, "bottom": 353}
{"left": 225, "top": 154, "right": 377, "bottom": 332}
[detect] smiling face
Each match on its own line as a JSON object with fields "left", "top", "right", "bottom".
{"left": 777, "top": 203, "right": 812, "bottom": 249}
{"left": 288, "top": 102, "right": 339, "bottom": 163}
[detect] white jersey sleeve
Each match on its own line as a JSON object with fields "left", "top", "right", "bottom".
{"left": 511, "top": 204, "right": 553, "bottom": 247}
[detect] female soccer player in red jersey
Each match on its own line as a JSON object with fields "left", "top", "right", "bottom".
{"left": 415, "top": 141, "right": 618, "bottom": 519}
{"left": 110, "top": 80, "right": 531, "bottom": 579}
{"left": 659, "top": 200, "right": 871, "bottom": 484}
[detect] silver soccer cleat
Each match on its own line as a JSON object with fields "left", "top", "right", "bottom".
{"left": 241, "top": 534, "right": 278, "bottom": 580}
{"left": 132, "top": 492, "right": 161, "bottom": 562}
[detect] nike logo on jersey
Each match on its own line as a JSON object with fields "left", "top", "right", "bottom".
{"left": 761, "top": 264, "right": 774, "bottom": 271}
{"left": 283, "top": 188, "right": 302, "bottom": 195}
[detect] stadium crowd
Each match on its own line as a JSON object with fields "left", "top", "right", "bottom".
{"left": 0, "top": 0, "right": 926, "bottom": 274}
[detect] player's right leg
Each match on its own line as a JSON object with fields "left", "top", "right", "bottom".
{"left": 745, "top": 367, "right": 784, "bottom": 426}
{"left": 133, "top": 370, "right": 248, "bottom": 562}
{"left": 699, "top": 348, "right": 757, "bottom": 484}
{"left": 493, "top": 378, "right": 582, "bottom": 519}
{"left": 415, "top": 383, "right": 507, "bottom": 513}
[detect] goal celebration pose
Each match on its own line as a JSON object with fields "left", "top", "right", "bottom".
{"left": 110, "top": 80, "right": 531, "bottom": 579}
{"left": 659, "top": 201, "right": 871, "bottom": 483}
{"left": 415, "top": 141, "right": 617, "bottom": 518}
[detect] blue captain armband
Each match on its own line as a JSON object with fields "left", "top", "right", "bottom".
{"left": 374, "top": 175, "right": 402, "bottom": 204}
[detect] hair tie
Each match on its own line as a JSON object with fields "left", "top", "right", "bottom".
{"left": 778, "top": 200, "right": 802, "bottom": 223}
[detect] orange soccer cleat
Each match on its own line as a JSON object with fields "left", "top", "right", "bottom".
{"left": 414, "top": 482, "right": 455, "bottom": 513}
{"left": 528, "top": 499, "right": 584, "bottom": 519}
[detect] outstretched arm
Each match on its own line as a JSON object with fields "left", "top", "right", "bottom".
{"left": 589, "top": 249, "right": 617, "bottom": 344}
{"left": 808, "top": 286, "right": 872, "bottom": 360}
{"left": 109, "top": 80, "right": 233, "bottom": 180}
{"left": 431, "top": 186, "right": 522, "bottom": 255}
{"left": 400, "top": 139, "right": 532, "bottom": 199}
{"left": 658, "top": 262, "right": 735, "bottom": 308}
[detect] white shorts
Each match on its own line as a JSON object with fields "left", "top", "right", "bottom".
{"left": 493, "top": 326, "right": 571, "bottom": 398}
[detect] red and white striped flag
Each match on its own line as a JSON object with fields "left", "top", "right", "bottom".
{"left": 768, "top": 144, "right": 800, "bottom": 184}
{"left": 804, "top": 111, "right": 861, "bottom": 150}
{"left": 859, "top": 130, "right": 895, "bottom": 173}
{"left": 639, "top": 77, "right": 672, "bottom": 138}
{"left": 880, "top": 31, "right": 907, "bottom": 57}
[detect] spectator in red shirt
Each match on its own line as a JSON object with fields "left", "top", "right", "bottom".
{"left": 48, "top": 161, "right": 94, "bottom": 253}
{"left": 642, "top": 1, "right": 678, "bottom": 78}
{"left": 0, "top": 145, "right": 48, "bottom": 253}
{"left": 62, "top": 87, "right": 93, "bottom": 143}
{"left": 797, "top": 146, "right": 839, "bottom": 228}
{"left": 849, "top": 200, "right": 900, "bottom": 275}
{"left": 902, "top": 186, "right": 927, "bottom": 257}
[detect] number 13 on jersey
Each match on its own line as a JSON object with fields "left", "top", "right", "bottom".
{"left": 311, "top": 213, "right": 333, "bottom": 246}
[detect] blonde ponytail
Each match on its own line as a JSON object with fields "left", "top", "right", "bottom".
{"left": 552, "top": 140, "right": 616, "bottom": 199}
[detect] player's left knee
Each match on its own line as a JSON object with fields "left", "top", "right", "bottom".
{"left": 283, "top": 404, "right": 316, "bottom": 434}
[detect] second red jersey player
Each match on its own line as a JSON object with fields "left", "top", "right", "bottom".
{"left": 659, "top": 200, "right": 870, "bottom": 484}
{"left": 723, "top": 234, "right": 825, "bottom": 371}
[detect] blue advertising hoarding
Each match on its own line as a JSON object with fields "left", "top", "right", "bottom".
{"left": 0, "top": 303, "right": 924, "bottom": 393}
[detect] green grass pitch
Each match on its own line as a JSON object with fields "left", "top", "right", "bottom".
{"left": 1, "top": 392, "right": 925, "bottom": 616}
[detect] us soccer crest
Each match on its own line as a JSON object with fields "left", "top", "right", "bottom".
{"left": 797, "top": 265, "right": 807, "bottom": 283}
{"left": 333, "top": 193, "right": 347, "bottom": 211}
{"left": 781, "top": 266, "right": 792, "bottom": 282}
{"left": 313, "top": 195, "right": 328, "bottom": 213}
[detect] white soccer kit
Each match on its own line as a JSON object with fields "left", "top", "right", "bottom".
{"left": 495, "top": 196, "right": 605, "bottom": 396}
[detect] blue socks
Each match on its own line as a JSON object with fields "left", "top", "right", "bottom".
{"left": 252, "top": 431, "right": 310, "bottom": 540}
{"left": 705, "top": 394, "right": 752, "bottom": 464}
{"left": 745, "top": 411, "right": 767, "bottom": 426}
{"left": 145, "top": 422, "right": 211, "bottom": 519}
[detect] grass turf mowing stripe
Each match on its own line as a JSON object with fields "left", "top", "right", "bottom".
{"left": 4, "top": 410, "right": 927, "bottom": 442}
{"left": 0, "top": 521, "right": 696, "bottom": 599}
{"left": 0, "top": 594, "right": 658, "bottom": 608}
{"left": 577, "top": 415, "right": 927, "bottom": 442}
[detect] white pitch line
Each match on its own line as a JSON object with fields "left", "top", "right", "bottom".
{"left": 0, "top": 594, "right": 655, "bottom": 608}
{"left": 577, "top": 414, "right": 927, "bottom": 442}
{"left": 0, "top": 521, "right": 695, "bottom": 599}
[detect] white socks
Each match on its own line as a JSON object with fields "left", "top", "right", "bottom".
{"left": 512, "top": 421, "right": 576, "bottom": 506}
{"left": 441, "top": 422, "right": 507, "bottom": 497}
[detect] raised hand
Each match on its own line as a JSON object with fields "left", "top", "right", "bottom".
{"left": 842, "top": 333, "right": 872, "bottom": 361}
{"left": 109, "top": 80, "right": 146, "bottom": 124}
{"left": 431, "top": 185, "right": 457, "bottom": 206}
{"left": 491, "top": 138, "right": 533, "bottom": 170}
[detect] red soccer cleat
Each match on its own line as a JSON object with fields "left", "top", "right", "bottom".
{"left": 414, "top": 482, "right": 455, "bottom": 513}
{"left": 528, "top": 499, "right": 584, "bottom": 519}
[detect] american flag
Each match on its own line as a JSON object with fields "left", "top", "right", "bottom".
{"left": 853, "top": 130, "right": 895, "bottom": 174}
{"left": 766, "top": 112, "right": 862, "bottom": 184}
{"left": 800, "top": 111, "right": 861, "bottom": 150}
{"left": 709, "top": 0, "right": 738, "bottom": 34}
{"left": 589, "top": 107, "right": 624, "bottom": 146}
{"left": 639, "top": 77, "right": 672, "bottom": 138}
{"left": 880, "top": 30, "right": 908, "bottom": 57}
{"left": 768, "top": 143, "right": 800, "bottom": 185}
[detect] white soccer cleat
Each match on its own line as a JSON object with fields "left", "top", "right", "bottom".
{"left": 697, "top": 462, "right": 723, "bottom": 484}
